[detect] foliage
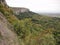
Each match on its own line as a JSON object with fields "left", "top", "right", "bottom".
{"left": 15, "top": 11, "right": 60, "bottom": 45}
{"left": 0, "top": 3, "right": 60, "bottom": 45}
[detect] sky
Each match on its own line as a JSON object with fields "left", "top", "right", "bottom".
{"left": 6, "top": 0, "right": 60, "bottom": 13}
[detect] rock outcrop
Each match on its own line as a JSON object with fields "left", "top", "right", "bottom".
{"left": 0, "top": 0, "right": 30, "bottom": 15}
{"left": 0, "top": 0, "right": 5, "bottom": 4}
{"left": 0, "top": 0, "right": 7, "bottom": 6}
{"left": 11, "top": 7, "right": 29, "bottom": 15}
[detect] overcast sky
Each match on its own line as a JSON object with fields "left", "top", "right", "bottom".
{"left": 6, "top": 0, "right": 60, "bottom": 13}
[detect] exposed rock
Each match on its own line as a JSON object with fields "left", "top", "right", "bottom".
{"left": 0, "top": 0, "right": 7, "bottom": 6}
{"left": 0, "top": 0, "right": 30, "bottom": 15}
{"left": 11, "top": 7, "right": 29, "bottom": 15}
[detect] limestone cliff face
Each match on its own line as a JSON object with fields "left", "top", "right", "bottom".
{"left": 11, "top": 7, "right": 29, "bottom": 15}
{"left": 0, "top": 0, "right": 30, "bottom": 15}
{"left": 0, "top": 0, "right": 7, "bottom": 6}
{"left": 0, "top": 0, "right": 5, "bottom": 4}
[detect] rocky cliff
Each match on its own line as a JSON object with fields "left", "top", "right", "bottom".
{"left": 11, "top": 7, "right": 29, "bottom": 15}
{"left": 0, "top": 0, "right": 30, "bottom": 15}
{"left": 0, "top": 0, "right": 6, "bottom": 4}
{"left": 0, "top": 0, "right": 8, "bottom": 6}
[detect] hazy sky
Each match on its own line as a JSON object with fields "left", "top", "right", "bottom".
{"left": 6, "top": 0, "right": 60, "bottom": 13}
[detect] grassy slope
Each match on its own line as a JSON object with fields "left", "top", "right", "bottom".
{"left": 15, "top": 11, "right": 60, "bottom": 45}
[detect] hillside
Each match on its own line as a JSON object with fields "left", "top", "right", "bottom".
{"left": 14, "top": 9, "right": 60, "bottom": 45}
{"left": 0, "top": 12, "right": 19, "bottom": 45}
{"left": 0, "top": 0, "right": 60, "bottom": 45}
